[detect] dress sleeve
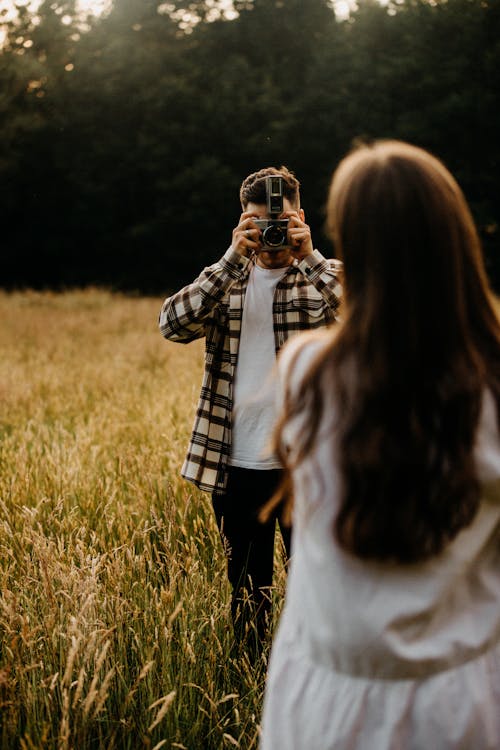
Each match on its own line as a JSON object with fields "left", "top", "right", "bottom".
{"left": 275, "top": 331, "right": 329, "bottom": 451}
{"left": 474, "top": 390, "right": 500, "bottom": 484}
{"left": 277, "top": 331, "right": 328, "bottom": 395}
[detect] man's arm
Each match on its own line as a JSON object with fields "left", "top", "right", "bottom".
{"left": 285, "top": 211, "right": 343, "bottom": 314}
{"left": 296, "top": 251, "right": 343, "bottom": 314}
{"left": 159, "top": 210, "right": 262, "bottom": 343}
{"left": 158, "top": 248, "right": 252, "bottom": 343}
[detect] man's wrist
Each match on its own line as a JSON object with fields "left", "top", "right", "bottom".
{"left": 297, "top": 249, "right": 327, "bottom": 278}
{"left": 223, "top": 246, "right": 252, "bottom": 271}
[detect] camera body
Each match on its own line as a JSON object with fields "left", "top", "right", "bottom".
{"left": 254, "top": 175, "right": 290, "bottom": 249}
{"left": 254, "top": 217, "right": 289, "bottom": 249}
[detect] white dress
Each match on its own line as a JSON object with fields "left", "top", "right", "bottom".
{"left": 260, "top": 335, "right": 500, "bottom": 750}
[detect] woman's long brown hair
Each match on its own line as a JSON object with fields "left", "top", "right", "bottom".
{"left": 273, "top": 140, "right": 500, "bottom": 563}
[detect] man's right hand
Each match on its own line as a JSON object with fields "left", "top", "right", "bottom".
{"left": 231, "top": 212, "right": 262, "bottom": 257}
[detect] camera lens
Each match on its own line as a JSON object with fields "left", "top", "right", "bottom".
{"left": 262, "top": 224, "right": 286, "bottom": 248}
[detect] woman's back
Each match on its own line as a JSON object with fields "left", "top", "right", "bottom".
{"left": 261, "top": 140, "right": 500, "bottom": 749}
{"left": 261, "top": 335, "right": 500, "bottom": 749}
{"left": 285, "top": 335, "right": 500, "bottom": 672}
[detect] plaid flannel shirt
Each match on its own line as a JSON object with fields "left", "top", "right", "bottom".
{"left": 159, "top": 246, "right": 343, "bottom": 493}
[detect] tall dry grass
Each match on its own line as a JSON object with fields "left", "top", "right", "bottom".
{"left": 0, "top": 290, "right": 287, "bottom": 749}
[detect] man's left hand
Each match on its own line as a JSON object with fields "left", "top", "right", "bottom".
{"left": 284, "top": 211, "right": 314, "bottom": 261}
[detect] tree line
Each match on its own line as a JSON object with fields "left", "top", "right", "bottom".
{"left": 1, "top": 0, "right": 499, "bottom": 294}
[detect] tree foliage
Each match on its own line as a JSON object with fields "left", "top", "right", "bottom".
{"left": 1, "top": 0, "right": 499, "bottom": 293}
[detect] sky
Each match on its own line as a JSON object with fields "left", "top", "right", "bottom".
{"left": 0, "top": 0, "right": 391, "bottom": 41}
{"left": 0, "top": 0, "right": 112, "bottom": 25}
{"left": 0, "top": 0, "right": 391, "bottom": 23}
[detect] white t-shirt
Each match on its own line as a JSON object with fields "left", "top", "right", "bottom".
{"left": 229, "top": 263, "right": 287, "bottom": 469}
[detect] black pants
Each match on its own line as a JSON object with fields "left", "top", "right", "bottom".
{"left": 212, "top": 466, "right": 291, "bottom": 640}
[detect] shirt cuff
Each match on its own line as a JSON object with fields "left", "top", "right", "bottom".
{"left": 297, "top": 249, "right": 328, "bottom": 279}
{"left": 222, "top": 246, "right": 252, "bottom": 272}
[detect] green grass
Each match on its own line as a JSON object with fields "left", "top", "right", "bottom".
{"left": 0, "top": 290, "right": 286, "bottom": 749}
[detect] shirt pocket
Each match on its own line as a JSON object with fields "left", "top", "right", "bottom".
{"left": 289, "top": 289, "right": 325, "bottom": 318}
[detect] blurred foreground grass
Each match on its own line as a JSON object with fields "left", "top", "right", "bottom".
{"left": 0, "top": 290, "right": 285, "bottom": 750}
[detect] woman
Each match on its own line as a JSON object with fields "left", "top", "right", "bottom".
{"left": 260, "top": 141, "right": 500, "bottom": 749}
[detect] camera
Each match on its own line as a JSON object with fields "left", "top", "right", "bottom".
{"left": 254, "top": 175, "right": 289, "bottom": 249}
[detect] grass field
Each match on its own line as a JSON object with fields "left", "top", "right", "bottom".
{"left": 0, "top": 290, "right": 287, "bottom": 750}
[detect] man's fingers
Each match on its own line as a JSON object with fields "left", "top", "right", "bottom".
{"left": 241, "top": 228, "right": 261, "bottom": 247}
{"left": 282, "top": 210, "right": 302, "bottom": 223}
{"left": 239, "top": 211, "right": 260, "bottom": 224}
{"left": 232, "top": 223, "right": 261, "bottom": 255}
{"left": 288, "top": 229, "right": 310, "bottom": 245}
{"left": 245, "top": 227, "right": 260, "bottom": 241}
{"left": 235, "top": 216, "right": 260, "bottom": 234}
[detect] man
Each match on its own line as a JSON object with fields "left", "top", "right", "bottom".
{"left": 159, "top": 166, "right": 342, "bottom": 639}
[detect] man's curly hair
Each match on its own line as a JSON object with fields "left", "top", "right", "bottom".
{"left": 240, "top": 166, "right": 300, "bottom": 209}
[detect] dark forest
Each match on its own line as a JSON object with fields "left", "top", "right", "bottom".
{"left": 1, "top": 0, "right": 499, "bottom": 294}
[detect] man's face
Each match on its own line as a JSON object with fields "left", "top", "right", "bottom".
{"left": 246, "top": 199, "right": 301, "bottom": 269}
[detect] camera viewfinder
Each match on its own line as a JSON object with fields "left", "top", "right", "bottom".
{"left": 267, "top": 176, "right": 284, "bottom": 216}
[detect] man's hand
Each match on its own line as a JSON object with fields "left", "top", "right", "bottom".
{"left": 231, "top": 212, "right": 262, "bottom": 257}
{"left": 284, "top": 211, "right": 314, "bottom": 261}
{"left": 230, "top": 209, "right": 314, "bottom": 263}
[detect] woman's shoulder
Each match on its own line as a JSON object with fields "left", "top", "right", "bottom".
{"left": 278, "top": 329, "right": 333, "bottom": 383}
{"left": 475, "top": 389, "right": 500, "bottom": 483}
